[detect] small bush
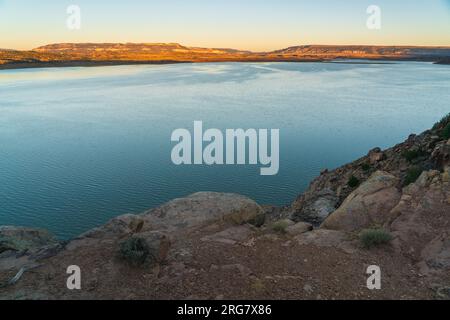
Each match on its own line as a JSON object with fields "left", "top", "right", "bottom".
{"left": 248, "top": 213, "right": 266, "bottom": 228}
{"left": 119, "top": 236, "right": 151, "bottom": 266}
{"left": 442, "top": 123, "right": 450, "bottom": 140}
{"left": 347, "top": 175, "right": 360, "bottom": 188}
{"left": 359, "top": 229, "right": 393, "bottom": 249}
{"left": 402, "top": 148, "right": 426, "bottom": 162}
{"left": 403, "top": 166, "right": 423, "bottom": 186}
{"left": 271, "top": 220, "right": 290, "bottom": 234}
{"left": 433, "top": 113, "right": 450, "bottom": 130}
{"left": 361, "top": 163, "right": 371, "bottom": 172}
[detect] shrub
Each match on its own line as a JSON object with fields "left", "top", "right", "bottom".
{"left": 119, "top": 236, "right": 151, "bottom": 266}
{"left": 433, "top": 113, "right": 450, "bottom": 130}
{"left": 359, "top": 229, "right": 393, "bottom": 249}
{"left": 347, "top": 175, "right": 360, "bottom": 188}
{"left": 271, "top": 220, "right": 290, "bottom": 234}
{"left": 250, "top": 279, "right": 266, "bottom": 293}
{"left": 403, "top": 166, "right": 423, "bottom": 186}
{"left": 442, "top": 123, "right": 450, "bottom": 140}
{"left": 402, "top": 148, "right": 426, "bottom": 162}
{"left": 361, "top": 163, "right": 371, "bottom": 172}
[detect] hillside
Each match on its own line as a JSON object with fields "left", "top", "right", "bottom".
{"left": 1, "top": 43, "right": 450, "bottom": 69}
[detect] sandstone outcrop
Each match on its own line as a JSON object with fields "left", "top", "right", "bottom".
{"left": 144, "top": 192, "right": 264, "bottom": 230}
{"left": 389, "top": 169, "right": 450, "bottom": 278}
{"left": 321, "top": 171, "right": 401, "bottom": 232}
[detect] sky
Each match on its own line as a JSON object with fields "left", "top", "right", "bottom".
{"left": 1, "top": 0, "right": 449, "bottom": 51}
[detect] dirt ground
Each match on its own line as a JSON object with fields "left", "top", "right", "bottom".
{"left": 0, "top": 222, "right": 441, "bottom": 300}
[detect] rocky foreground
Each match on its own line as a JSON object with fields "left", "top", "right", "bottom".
{"left": 1, "top": 43, "right": 450, "bottom": 69}
{"left": 0, "top": 115, "right": 449, "bottom": 300}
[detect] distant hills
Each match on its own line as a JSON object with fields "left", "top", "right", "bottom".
{"left": 273, "top": 45, "right": 450, "bottom": 58}
{"left": 1, "top": 43, "right": 450, "bottom": 69}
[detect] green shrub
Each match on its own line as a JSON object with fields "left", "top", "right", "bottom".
{"left": 271, "top": 220, "right": 290, "bottom": 234}
{"left": 119, "top": 236, "right": 151, "bottom": 266}
{"left": 359, "top": 229, "right": 393, "bottom": 249}
{"left": 347, "top": 175, "right": 360, "bottom": 188}
{"left": 403, "top": 166, "right": 423, "bottom": 186}
{"left": 361, "top": 163, "right": 371, "bottom": 172}
{"left": 433, "top": 113, "right": 450, "bottom": 130}
{"left": 402, "top": 148, "right": 426, "bottom": 162}
{"left": 442, "top": 123, "right": 450, "bottom": 140}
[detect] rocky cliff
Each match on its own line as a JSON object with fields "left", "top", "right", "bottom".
{"left": 0, "top": 115, "right": 449, "bottom": 300}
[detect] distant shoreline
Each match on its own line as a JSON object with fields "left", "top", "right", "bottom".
{"left": 0, "top": 57, "right": 447, "bottom": 71}
{"left": 0, "top": 59, "right": 327, "bottom": 71}
{"left": 0, "top": 60, "right": 191, "bottom": 70}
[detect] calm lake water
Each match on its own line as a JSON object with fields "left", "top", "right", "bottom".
{"left": 1, "top": 61, "right": 449, "bottom": 239}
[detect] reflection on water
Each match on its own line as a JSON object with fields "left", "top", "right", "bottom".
{"left": 0, "top": 61, "right": 449, "bottom": 239}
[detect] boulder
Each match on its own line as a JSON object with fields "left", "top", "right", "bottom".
{"left": 291, "top": 188, "right": 338, "bottom": 224}
{"left": 285, "top": 222, "right": 313, "bottom": 236}
{"left": 71, "top": 192, "right": 263, "bottom": 246}
{"left": 321, "top": 171, "right": 401, "bottom": 232}
{"left": 368, "top": 147, "right": 385, "bottom": 164}
{"left": 144, "top": 192, "right": 264, "bottom": 231}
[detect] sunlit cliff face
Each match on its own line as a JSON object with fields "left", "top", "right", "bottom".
{"left": 2, "top": 43, "right": 450, "bottom": 67}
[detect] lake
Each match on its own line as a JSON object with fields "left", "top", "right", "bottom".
{"left": 0, "top": 61, "right": 449, "bottom": 239}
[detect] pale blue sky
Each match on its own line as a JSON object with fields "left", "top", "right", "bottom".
{"left": 1, "top": 0, "right": 449, "bottom": 50}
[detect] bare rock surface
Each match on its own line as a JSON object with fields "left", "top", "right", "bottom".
{"left": 285, "top": 222, "right": 313, "bottom": 236}
{"left": 389, "top": 169, "right": 450, "bottom": 278}
{"left": 321, "top": 171, "right": 401, "bottom": 231}
{"left": 143, "top": 192, "right": 264, "bottom": 232}
{"left": 294, "top": 229, "right": 356, "bottom": 254}
{"left": 292, "top": 188, "right": 338, "bottom": 225}
{"left": 201, "top": 225, "right": 253, "bottom": 245}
